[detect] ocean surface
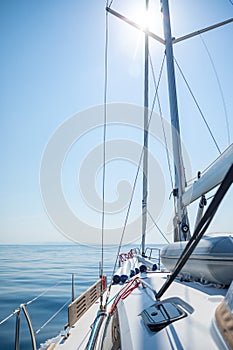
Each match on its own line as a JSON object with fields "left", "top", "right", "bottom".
{"left": 0, "top": 243, "right": 162, "bottom": 350}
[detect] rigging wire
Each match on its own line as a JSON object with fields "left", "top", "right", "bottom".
{"left": 101, "top": 3, "right": 109, "bottom": 309}
{"left": 149, "top": 51, "right": 175, "bottom": 235}
{"left": 200, "top": 34, "right": 231, "bottom": 145}
{"left": 149, "top": 53, "right": 174, "bottom": 190}
{"left": 104, "top": 55, "right": 166, "bottom": 308}
{"left": 147, "top": 209, "right": 170, "bottom": 243}
{"left": 106, "top": 0, "right": 172, "bottom": 248}
{"left": 107, "top": 0, "right": 115, "bottom": 8}
{"left": 174, "top": 57, "right": 221, "bottom": 155}
{"left": 186, "top": 142, "right": 233, "bottom": 186}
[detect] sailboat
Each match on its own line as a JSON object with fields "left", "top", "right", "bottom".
{"left": 11, "top": 0, "right": 233, "bottom": 349}
{"left": 40, "top": 1, "right": 233, "bottom": 349}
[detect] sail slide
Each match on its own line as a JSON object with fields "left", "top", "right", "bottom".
{"left": 183, "top": 144, "right": 233, "bottom": 206}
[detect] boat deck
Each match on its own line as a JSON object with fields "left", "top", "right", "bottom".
{"left": 52, "top": 271, "right": 228, "bottom": 350}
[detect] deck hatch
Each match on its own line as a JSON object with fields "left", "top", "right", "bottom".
{"left": 141, "top": 301, "right": 187, "bottom": 332}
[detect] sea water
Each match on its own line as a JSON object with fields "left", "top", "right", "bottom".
{"left": 0, "top": 243, "right": 162, "bottom": 350}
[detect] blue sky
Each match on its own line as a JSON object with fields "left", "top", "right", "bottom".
{"left": 1, "top": 0, "right": 233, "bottom": 244}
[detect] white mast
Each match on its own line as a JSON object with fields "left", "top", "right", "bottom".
{"left": 161, "top": 0, "right": 191, "bottom": 241}
{"left": 106, "top": 3, "right": 232, "bottom": 244}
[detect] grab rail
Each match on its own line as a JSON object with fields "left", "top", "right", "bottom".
{"left": 14, "top": 304, "right": 36, "bottom": 350}
{"left": 0, "top": 274, "right": 107, "bottom": 349}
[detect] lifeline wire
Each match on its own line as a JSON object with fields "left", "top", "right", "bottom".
{"left": 0, "top": 277, "right": 68, "bottom": 325}
{"left": 25, "top": 278, "right": 68, "bottom": 306}
{"left": 35, "top": 298, "right": 71, "bottom": 334}
{"left": 0, "top": 309, "right": 19, "bottom": 326}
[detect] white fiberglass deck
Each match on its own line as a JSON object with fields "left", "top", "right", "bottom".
{"left": 53, "top": 271, "right": 227, "bottom": 350}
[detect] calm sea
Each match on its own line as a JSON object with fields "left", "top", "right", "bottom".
{"left": 0, "top": 244, "right": 163, "bottom": 350}
{"left": 0, "top": 244, "right": 116, "bottom": 350}
{"left": 0, "top": 243, "right": 162, "bottom": 350}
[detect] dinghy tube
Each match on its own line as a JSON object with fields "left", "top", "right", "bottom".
{"left": 161, "top": 235, "right": 233, "bottom": 285}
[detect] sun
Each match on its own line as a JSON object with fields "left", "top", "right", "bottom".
{"left": 131, "top": 3, "right": 163, "bottom": 37}
{"left": 137, "top": 10, "right": 156, "bottom": 30}
{"left": 111, "top": 2, "right": 164, "bottom": 60}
